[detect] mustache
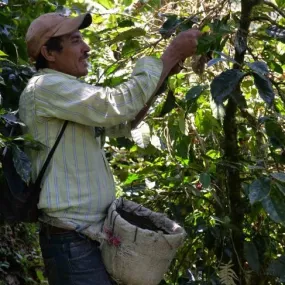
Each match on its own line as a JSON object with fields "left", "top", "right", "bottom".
{"left": 80, "top": 53, "right": 90, "bottom": 60}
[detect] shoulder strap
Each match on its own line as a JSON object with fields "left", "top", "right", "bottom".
{"left": 34, "top": 121, "right": 68, "bottom": 187}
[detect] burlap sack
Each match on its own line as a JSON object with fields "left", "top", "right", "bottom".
{"left": 101, "top": 198, "right": 186, "bottom": 285}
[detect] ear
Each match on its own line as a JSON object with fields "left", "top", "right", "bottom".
{"left": 40, "top": 46, "right": 56, "bottom": 62}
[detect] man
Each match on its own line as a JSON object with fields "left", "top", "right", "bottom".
{"left": 19, "top": 12, "right": 200, "bottom": 285}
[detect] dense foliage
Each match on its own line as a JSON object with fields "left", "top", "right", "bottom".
{"left": 1, "top": 0, "right": 285, "bottom": 284}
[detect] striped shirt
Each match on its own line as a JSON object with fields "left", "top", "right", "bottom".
{"left": 19, "top": 56, "right": 163, "bottom": 239}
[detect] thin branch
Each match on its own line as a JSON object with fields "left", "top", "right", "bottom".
{"left": 230, "top": 230, "right": 246, "bottom": 275}
{"left": 250, "top": 15, "right": 280, "bottom": 26}
{"left": 247, "top": 46, "right": 259, "bottom": 61}
{"left": 95, "top": 38, "right": 163, "bottom": 84}
{"left": 271, "top": 79, "right": 285, "bottom": 104}
{"left": 239, "top": 109, "right": 258, "bottom": 130}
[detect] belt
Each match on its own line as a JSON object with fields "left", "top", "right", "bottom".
{"left": 40, "top": 223, "right": 74, "bottom": 235}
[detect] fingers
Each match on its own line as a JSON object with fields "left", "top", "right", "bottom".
{"left": 161, "top": 28, "right": 202, "bottom": 71}
{"left": 190, "top": 29, "right": 202, "bottom": 37}
{"left": 179, "top": 28, "right": 202, "bottom": 39}
{"left": 184, "top": 29, "right": 201, "bottom": 46}
{"left": 175, "top": 32, "right": 199, "bottom": 59}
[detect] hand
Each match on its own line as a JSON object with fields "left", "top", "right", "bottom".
{"left": 161, "top": 29, "right": 201, "bottom": 76}
{"left": 161, "top": 29, "right": 201, "bottom": 63}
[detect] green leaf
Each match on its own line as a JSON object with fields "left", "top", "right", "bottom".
{"left": 248, "top": 177, "right": 271, "bottom": 204}
{"left": 118, "top": 19, "right": 134, "bottom": 28}
{"left": 0, "top": 75, "right": 5, "bottom": 85}
{"left": 210, "top": 69, "right": 246, "bottom": 104}
{"left": 36, "top": 269, "right": 45, "bottom": 281}
{"left": 150, "top": 135, "right": 163, "bottom": 151}
{"left": 244, "top": 241, "right": 260, "bottom": 273}
{"left": 14, "top": 134, "right": 45, "bottom": 151}
{"left": 276, "top": 0, "right": 285, "bottom": 8}
{"left": 207, "top": 58, "right": 226, "bottom": 67}
{"left": 199, "top": 173, "right": 211, "bottom": 188}
{"left": 252, "top": 72, "right": 275, "bottom": 106}
{"left": 0, "top": 50, "right": 8, "bottom": 57}
{"left": 197, "top": 34, "right": 217, "bottom": 54}
{"left": 275, "top": 182, "right": 285, "bottom": 196}
{"left": 267, "top": 255, "right": 285, "bottom": 279}
{"left": 131, "top": 121, "right": 151, "bottom": 149}
{"left": 247, "top": 61, "right": 269, "bottom": 75}
{"left": 212, "top": 51, "right": 238, "bottom": 64}
{"left": 206, "top": 149, "right": 221, "bottom": 159}
{"left": 176, "top": 135, "right": 190, "bottom": 159}
{"left": 121, "top": 40, "right": 140, "bottom": 57}
{"left": 1, "top": 113, "right": 23, "bottom": 126}
{"left": 97, "top": 0, "right": 114, "bottom": 9}
{"left": 159, "top": 15, "right": 178, "bottom": 38}
{"left": 124, "top": 173, "right": 140, "bottom": 185}
{"left": 195, "top": 109, "right": 220, "bottom": 135}
{"left": 123, "top": 0, "right": 132, "bottom": 6}
{"left": 178, "top": 111, "right": 188, "bottom": 135}
{"left": 262, "top": 187, "right": 285, "bottom": 224}
{"left": 104, "top": 75, "right": 127, "bottom": 87}
{"left": 264, "top": 118, "right": 285, "bottom": 148}
{"left": 105, "top": 64, "right": 120, "bottom": 76}
{"left": 92, "top": 15, "right": 104, "bottom": 24}
{"left": 197, "top": 22, "right": 232, "bottom": 55}
{"left": 159, "top": 90, "right": 176, "bottom": 117}
{"left": 266, "top": 25, "right": 285, "bottom": 43}
{"left": 111, "top": 28, "right": 146, "bottom": 44}
{"left": 0, "top": 261, "right": 10, "bottom": 269}
{"left": 271, "top": 172, "right": 285, "bottom": 183}
{"left": 177, "top": 18, "right": 195, "bottom": 32}
{"left": 12, "top": 145, "right": 32, "bottom": 184}
{"left": 269, "top": 61, "right": 283, "bottom": 74}
{"left": 185, "top": 85, "right": 206, "bottom": 101}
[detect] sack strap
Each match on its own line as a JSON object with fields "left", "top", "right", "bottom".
{"left": 34, "top": 121, "right": 68, "bottom": 187}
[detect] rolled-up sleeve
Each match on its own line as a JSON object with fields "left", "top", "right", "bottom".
{"left": 34, "top": 56, "right": 163, "bottom": 128}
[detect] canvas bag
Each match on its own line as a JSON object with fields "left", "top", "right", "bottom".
{"left": 101, "top": 198, "right": 186, "bottom": 285}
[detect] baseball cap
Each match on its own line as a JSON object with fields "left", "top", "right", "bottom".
{"left": 26, "top": 12, "right": 92, "bottom": 61}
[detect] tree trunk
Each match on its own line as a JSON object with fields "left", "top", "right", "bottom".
{"left": 223, "top": 0, "right": 260, "bottom": 283}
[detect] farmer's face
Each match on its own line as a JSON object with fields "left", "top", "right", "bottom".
{"left": 50, "top": 30, "right": 91, "bottom": 77}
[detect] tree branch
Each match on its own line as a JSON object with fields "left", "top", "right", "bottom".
{"left": 271, "top": 79, "right": 285, "bottom": 104}
{"left": 250, "top": 15, "right": 280, "bottom": 26}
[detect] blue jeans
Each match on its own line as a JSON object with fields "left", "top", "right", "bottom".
{"left": 39, "top": 229, "right": 115, "bottom": 285}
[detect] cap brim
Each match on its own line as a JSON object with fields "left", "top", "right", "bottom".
{"left": 79, "top": 13, "right": 92, "bottom": 29}
{"left": 53, "top": 13, "right": 92, "bottom": 37}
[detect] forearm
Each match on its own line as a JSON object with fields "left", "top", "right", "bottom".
{"left": 130, "top": 50, "right": 181, "bottom": 129}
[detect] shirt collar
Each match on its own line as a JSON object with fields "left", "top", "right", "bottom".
{"left": 38, "top": 68, "right": 78, "bottom": 80}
